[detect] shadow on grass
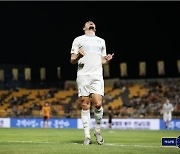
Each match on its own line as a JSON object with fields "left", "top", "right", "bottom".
{"left": 70, "top": 140, "right": 83, "bottom": 144}
{"left": 70, "top": 140, "right": 96, "bottom": 145}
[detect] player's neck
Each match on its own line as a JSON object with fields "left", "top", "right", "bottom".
{"left": 85, "top": 30, "right": 95, "bottom": 36}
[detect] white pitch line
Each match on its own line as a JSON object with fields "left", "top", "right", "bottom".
{"left": 73, "top": 142, "right": 162, "bottom": 148}
{"left": 105, "top": 143, "right": 178, "bottom": 149}
{"left": 105, "top": 143, "right": 160, "bottom": 148}
{"left": 0, "top": 141, "right": 178, "bottom": 149}
{"left": 0, "top": 140, "right": 59, "bottom": 144}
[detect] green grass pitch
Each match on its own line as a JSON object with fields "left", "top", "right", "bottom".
{"left": 0, "top": 128, "right": 179, "bottom": 154}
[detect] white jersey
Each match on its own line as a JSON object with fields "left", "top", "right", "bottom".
{"left": 71, "top": 34, "right": 107, "bottom": 76}
{"left": 162, "top": 103, "right": 173, "bottom": 121}
{"left": 162, "top": 103, "right": 173, "bottom": 114}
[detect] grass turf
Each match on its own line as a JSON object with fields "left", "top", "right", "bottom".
{"left": 0, "top": 128, "right": 179, "bottom": 154}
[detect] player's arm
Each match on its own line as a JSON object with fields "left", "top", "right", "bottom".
{"left": 49, "top": 107, "right": 52, "bottom": 117}
{"left": 102, "top": 53, "right": 114, "bottom": 65}
{"left": 161, "top": 105, "right": 165, "bottom": 114}
{"left": 70, "top": 38, "right": 85, "bottom": 64}
{"left": 70, "top": 48, "right": 85, "bottom": 64}
{"left": 160, "top": 109, "right": 164, "bottom": 114}
{"left": 171, "top": 105, "right": 174, "bottom": 112}
{"left": 101, "top": 40, "right": 114, "bottom": 65}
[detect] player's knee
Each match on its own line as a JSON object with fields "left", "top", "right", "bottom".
{"left": 82, "top": 102, "right": 90, "bottom": 110}
{"left": 81, "top": 98, "right": 90, "bottom": 110}
{"left": 94, "top": 101, "right": 102, "bottom": 110}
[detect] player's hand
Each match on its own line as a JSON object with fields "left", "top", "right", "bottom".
{"left": 105, "top": 53, "right": 114, "bottom": 61}
{"left": 78, "top": 46, "right": 85, "bottom": 58}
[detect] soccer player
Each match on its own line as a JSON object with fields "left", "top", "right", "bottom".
{"left": 107, "top": 106, "right": 113, "bottom": 129}
{"left": 70, "top": 21, "right": 114, "bottom": 145}
{"left": 42, "top": 102, "right": 51, "bottom": 128}
{"left": 161, "top": 98, "right": 174, "bottom": 129}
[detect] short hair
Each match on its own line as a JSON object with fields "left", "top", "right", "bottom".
{"left": 83, "top": 21, "right": 96, "bottom": 31}
{"left": 83, "top": 21, "right": 94, "bottom": 28}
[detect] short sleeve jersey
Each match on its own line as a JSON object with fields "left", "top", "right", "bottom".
{"left": 42, "top": 106, "right": 51, "bottom": 117}
{"left": 162, "top": 103, "right": 173, "bottom": 114}
{"left": 71, "top": 34, "right": 107, "bottom": 76}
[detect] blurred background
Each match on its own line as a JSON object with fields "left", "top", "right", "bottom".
{"left": 0, "top": 1, "right": 179, "bottom": 129}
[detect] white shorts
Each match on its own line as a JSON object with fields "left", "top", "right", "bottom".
{"left": 163, "top": 113, "right": 172, "bottom": 122}
{"left": 76, "top": 75, "right": 104, "bottom": 97}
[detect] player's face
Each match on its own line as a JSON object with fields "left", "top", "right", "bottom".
{"left": 84, "top": 21, "right": 96, "bottom": 31}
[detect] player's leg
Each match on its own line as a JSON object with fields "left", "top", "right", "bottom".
{"left": 108, "top": 117, "right": 112, "bottom": 129}
{"left": 91, "top": 94, "right": 103, "bottom": 132}
{"left": 43, "top": 116, "right": 46, "bottom": 128}
{"left": 46, "top": 118, "right": 49, "bottom": 128}
{"left": 76, "top": 75, "right": 92, "bottom": 145}
{"left": 45, "top": 119, "right": 48, "bottom": 128}
{"left": 164, "top": 115, "right": 169, "bottom": 129}
{"left": 166, "top": 120, "right": 170, "bottom": 129}
{"left": 81, "top": 96, "right": 92, "bottom": 145}
{"left": 90, "top": 75, "right": 104, "bottom": 145}
{"left": 166, "top": 114, "right": 172, "bottom": 129}
{"left": 91, "top": 94, "right": 104, "bottom": 145}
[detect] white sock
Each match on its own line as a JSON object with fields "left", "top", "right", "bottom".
{"left": 94, "top": 107, "right": 103, "bottom": 133}
{"left": 81, "top": 110, "right": 90, "bottom": 139}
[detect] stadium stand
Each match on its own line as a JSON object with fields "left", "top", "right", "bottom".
{"left": 0, "top": 78, "right": 180, "bottom": 118}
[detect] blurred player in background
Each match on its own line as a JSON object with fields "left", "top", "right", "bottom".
{"left": 42, "top": 102, "right": 51, "bottom": 128}
{"left": 107, "top": 106, "right": 113, "bottom": 129}
{"left": 161, "top": 98, "right": 174, "bottom": 129}
{"left": 70, "top": 21, "right": 114, "bottom": 145}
